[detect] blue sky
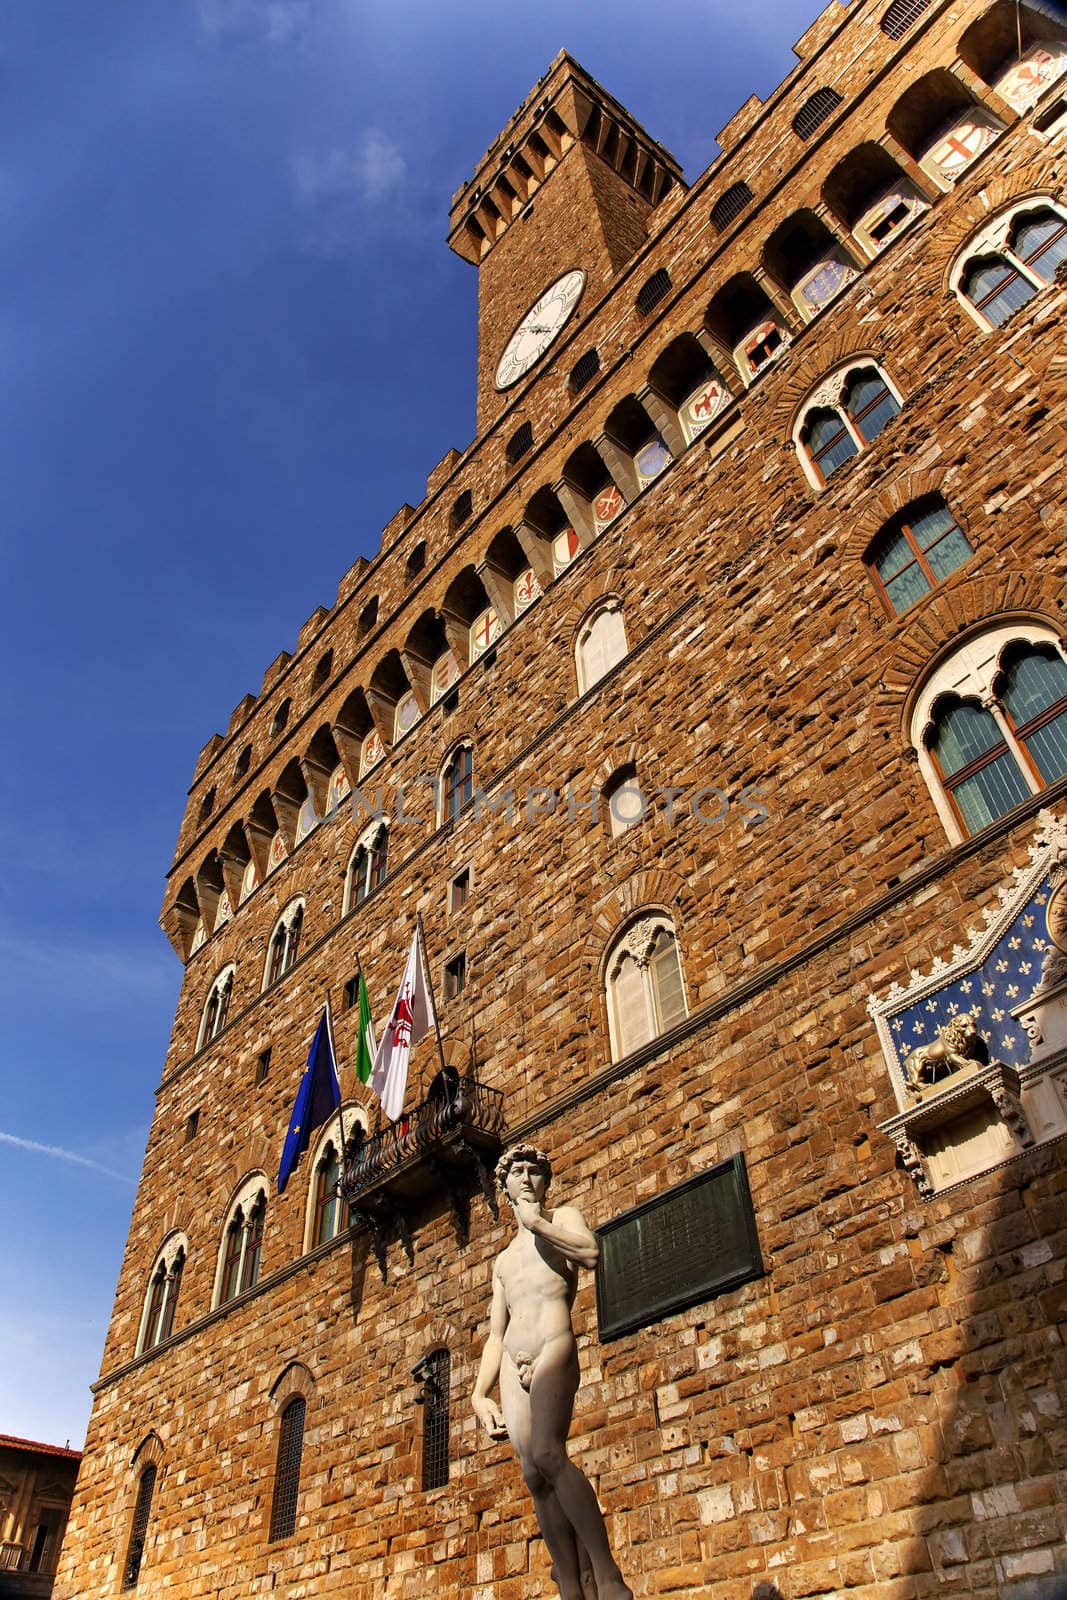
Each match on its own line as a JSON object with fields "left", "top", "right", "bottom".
{"left": 0, "top": 0, "right": 833, "bottom": 1447}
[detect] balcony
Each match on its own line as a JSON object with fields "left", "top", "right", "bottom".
{"left": 342, "top": 1071, "right": 505, "bottom": 1269}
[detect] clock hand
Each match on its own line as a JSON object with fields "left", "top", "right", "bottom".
{"left": 527, "top": 324, "right": 554, "bottom": 335}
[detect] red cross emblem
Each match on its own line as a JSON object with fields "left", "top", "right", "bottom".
{"left": 931, "top": 121, "right": 990, "bottom": 172}
{"left": 472, "top": 609, "right": 498, "bottom": 652}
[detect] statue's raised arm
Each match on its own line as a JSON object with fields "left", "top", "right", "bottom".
{"left": 471, "top": 1143, "right": 632, "bottom": 1600}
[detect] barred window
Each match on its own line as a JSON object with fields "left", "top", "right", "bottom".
{"left": 569, "top": 348, "right": 600, "bottom": 393}
{"left": 269, "top": 1397, "right": 306, "bottom": 1542}
{"left": 506, "top": 421, "right": 534, "bottom": 465}
{"left": 420, "top": 1349, "right": 451, "bottom": 1491}
{"left": 270, "top": 699, "right": 290, "bottom": 738}
{"left": 792, "top": 87, "right": 843, "bottom": 140}
{"left": 121, "top": 1465, "right": 157, "bottom": 1590}
{"left": 710, "top": 183, "right": 754, "bottom": 234}
{"left": 636, "top": 269, "right": 671, "bottom": 316}
{"left": 450, "top": 490, "right": 473, "bottom": 530}
{"left": 880, "top": 0, "right": 933, "bottom": 40}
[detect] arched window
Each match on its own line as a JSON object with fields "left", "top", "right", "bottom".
{"left": 636, "top": 269, "right": 671, "bottom": 316}
{"left": 418, "top": 1349, "right": 451, "bottom": 1491}
{"left": 576, "top": 603, "right": 628, "bottom": 694}
{"left": 270, "top": 699, "right": 291, "bottom": 739}
{"left": 792, "top": 87, "right": 844, "bottom": 140}
{"left": 603, "top": 764, "right": 646, "bottom": 838}
{"left": 269, "top": 1397, "right": 306, "bottom": 1542}
{"left": 880, "top": 0, "right": 933, "bottom": 39}
{"left": 197, "top": 966, "right": 234, "bottom": 1050}
{"left": 796, "top": 364, "right": 902, "bottom": 486}
{"left": 304, "top": 1111, "right": 366, "bottom": 1249}
{"left": 137, "top": 1234, "right": 189, "bottom": 1355}
{"left": 440, "top": 745, "right": 474, "bottom": 824}
{"left": 216, "top": 1180, "right": 267, "bottom": 1306}
{"left": 344, "top": 823, "right": 389, "bottom": 914}
{"left": 506, "top": 421, "right": 534, "bottom": 465}
{"left": 605, "top": 914, "right": 687, "bottom": 1060}
{"left": 234, "top": 744, "right": 252, "bottom": 779}
{"left": 121, "top": 1464, "right": 158, "bottom": 1590}
{"left": 911, "top": 625, "right": 1067, "bottom": 841}
{"left": 865, "top": 496, "right": 973, "bottom": 615}
{"left": 569, "top": 348, "right": 600, "bottom": 393}
{"left": 264, "top": 900, "right": 304, "bottom": 989}
{"left": 406, "top": 542, "right": 427, "bottom": 582}
{"left": 957, "top": 205, "right": 1067, "bottom": 328}
{"left": 710, "top": 182, "right": 754, "bottom": 233}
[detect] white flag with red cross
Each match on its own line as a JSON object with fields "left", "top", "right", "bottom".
{"left": 369, "top": 929, "right": 434, "bottom": 1120}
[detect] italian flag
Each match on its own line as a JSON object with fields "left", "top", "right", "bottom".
{"left": 355, "top": 974, "right": 377, "bottom": 1085}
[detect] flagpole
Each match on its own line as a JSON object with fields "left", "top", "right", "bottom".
{"left": 325, "top": 996, "right": 347, "bottom": 1197}
{"left": 416, "top": 912, "right": 449, "bottom": 1089}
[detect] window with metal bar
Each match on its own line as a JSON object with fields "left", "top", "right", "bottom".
{"left": 121, "top": 1465, "right": 157, "bottom": 1590}
{"left": 506, "top": 421, "right": 534, "bottom": 465}
{"left": 269, "top": 1397, "right": 306, "bottom": 1542}
{"left": 880, "top": 0, "right": 933, "bottom": 41}
{"left": 636, "top": 269, "right": 671, "bottom": 316}
{"left": 420, "top": 1350, "right": 451, "bottom": 1490}
{"left": 569, "top": 348, "right": 600, "bottom": 393}
{"left": 710, "top": 183, "right": 753, "bottom": 233}
{"left": 792, "top": 87, "right": 843, "bottom": 140}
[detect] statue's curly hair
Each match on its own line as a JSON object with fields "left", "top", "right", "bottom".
{"left": 495, "top": 1142, "right": 552, "bottom": 1190}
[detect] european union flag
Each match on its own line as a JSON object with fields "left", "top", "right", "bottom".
{"left": 277, "top": 1006, "right": 341, "bottom": 1195}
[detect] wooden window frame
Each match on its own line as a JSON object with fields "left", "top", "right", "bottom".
{"left": 865, "top": 501, "right": 972, "bottom": 617}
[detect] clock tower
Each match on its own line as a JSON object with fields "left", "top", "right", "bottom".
{"left": 448, "top": 53, "right": 685, "bottom": 430}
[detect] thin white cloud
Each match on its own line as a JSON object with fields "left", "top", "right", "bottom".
{"left": 293, "top": 132, "right": 407, "bottom": 209}
{"left": 0, "top": 1130, "right": 134, "bottom": 1184}
{"left": 196, "top": 0, "right": 312, "bottom": 43}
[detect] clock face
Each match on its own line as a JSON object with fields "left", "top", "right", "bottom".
{"left": 495, "top": 269, "right": 585, "bottom": 391}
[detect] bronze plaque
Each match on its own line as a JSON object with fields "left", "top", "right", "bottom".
{"left": 595, "top": 1154, "right": 763, "bottom": 1340}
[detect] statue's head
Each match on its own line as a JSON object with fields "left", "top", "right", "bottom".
{"left": 495, "top": 1143, "right": 552, "bottom": 1192}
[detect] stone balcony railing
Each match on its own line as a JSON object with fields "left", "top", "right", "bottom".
{"left": 341, "top": 1072, "right": 505, "bottom": 1265}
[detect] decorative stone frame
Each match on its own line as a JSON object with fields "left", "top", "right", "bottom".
{"left": 791, "top": 358, "right": 904, "bottom": 489}
{"left": 574, "top": 598, "right": 628, "bottom": 697}
{"left": 302, "top": 1107, "right": 368, "bottom": 1253}
{"left": 603, "top": 909, "right": 688, "bottom": 1062}
{"left": 342, "top": 820, "right": 390, "bottom": 915}
{"left": 437, "top": 738, "right": 475, "bottom": 827}
{"left": 196, "top": 964, "right": 235, "bottom": 1052}
{"left": 909, "top": 620, "right": 1067, "bottom": 844}
{"left": 948, "top": 194, "right": 1067, "bottom": 331}
{"left": 261, "top": 897, "right": 305, "bottom": 992}
{"left": 212, "top": 1172, "right": 268, "bottom": 1309}
{"left": 135, "top": 1231, "right": 190, "bottom": 1357}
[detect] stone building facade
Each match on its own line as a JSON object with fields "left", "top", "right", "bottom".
{"left": 57, "top": 0, "right": 1067, "bottom": 1595}
{"left": 0, "top": 1436, "right": 81, "bottom": 1599}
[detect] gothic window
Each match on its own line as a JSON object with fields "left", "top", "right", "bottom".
{"left": 312, "top": 1142, "right": 341, "bottom": 1247}
{"left": 312, "top": 650, "right": 332, "bottom": 690}
{"left": 264, "top": 900, "right": 304, "bottom": 989}
{"left": 137, "top": 1234, "right": 189, "bottom": 1355}
{"left": 956, "top": 205, "right": 1067, "bottom": 328}
{"left": 792, "top": 87, "right": 843, "bottom": 140}
{"left": 576, "top": 603, "right": 628, "bottom": 694}
{"left": 866, "top": 496, "right": 973, "bottom": 614}
{"left": 358, "top": 595, "right": 379, "bottom": 636}
{"left": 795, "top": 364, "right": 902, "bottom": 486}
{"left": 270, "top": 699, "right": 290, "bottom": 739}
{"left": 234, "top": 744, "right": 252, "bottom": 779}
{"left": 910, "top": 625, "right": 1067, "bottom": 842}
{"left": 710, "top": 182, "right": 754, "bottom": 233}
{"left": 418, "top": 1349, "right": 451, "bottom": 1490}
{"left": 121, "top": 1464, "right": 158, "bottom": 1590}
{"left": 197, "top": 965, "right": 234, "bottom": 1050}
{"left": 344, "top": 823, "right": 389, "bottom": 914}
{"left": 216, "top": 1179, "right": 268, "bottom": 1306}
{"left": 269, "top": 1397, "right": 306, "bottom": 1542}
{"left": 440, "top": 744, "right": 474, "bottom": 823}
{"left": 450, "top": 491, "right": 473, "bottom": 531}
{"left": 605, "top": 914, "right": 687, "bottom": 1060}
{"left": 406, "top": 542, "right": 427, "bottom": 583}
{"left": 304, "top": 1112, "right": 366, "bottom": 1250}
{"left": 197, "top": 786, "right": 215, "bottom": 823}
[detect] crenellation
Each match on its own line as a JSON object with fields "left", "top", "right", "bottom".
{"left": 64, "top": 1, "right": 1067, "bottom": 1594}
